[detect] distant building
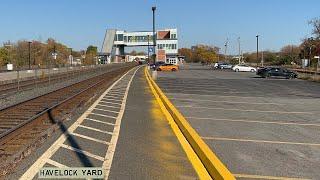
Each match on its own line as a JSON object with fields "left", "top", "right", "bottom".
{"left": 125, "top": 55, "right": 147, "bottom": 62}
{"left": 100, "top": 28, "right": 182, "bottom": 65}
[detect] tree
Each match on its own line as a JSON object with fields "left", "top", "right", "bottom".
{"left": 84, "top": 45, "right": 98, "bottom": 65}
{"left": 309, "top": 18, "right": 320, "bottom": 39}
{"left": 178, "top": 45, "right": 218, "bottom": 63}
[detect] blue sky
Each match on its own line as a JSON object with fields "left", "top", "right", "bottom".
{"left": 0, "top": 0, "right": 319, "bottom": 54}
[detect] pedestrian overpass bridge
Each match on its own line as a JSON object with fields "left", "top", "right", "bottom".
{"left": 100, "top": 29, "right": 179, "bottom": 64}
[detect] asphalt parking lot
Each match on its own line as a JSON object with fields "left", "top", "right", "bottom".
{"left": 156, "top": 63, "right": 320, "bottom": 179}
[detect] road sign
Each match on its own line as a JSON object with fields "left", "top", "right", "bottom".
{"left": 148, "top": 47, "right": 154, "bottom": 53}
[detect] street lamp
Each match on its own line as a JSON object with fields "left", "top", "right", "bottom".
{"left": 152, "top": 6, "right": 156, "bottom": 67}
{"left": 28, "top": 41, "right": 32, "bottom": 69}
{"left": 238, "top": 37, "right": 241, "bottom": 64}
{"left": 147, "top": 35, "right": 150, "bottom": 62}
{"left": 256, "top": 35, "right": 259, "bottom": 67}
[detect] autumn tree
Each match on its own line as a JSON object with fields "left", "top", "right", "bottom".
{"left": 84, "top": 45, "right": 98, "bottom": 65}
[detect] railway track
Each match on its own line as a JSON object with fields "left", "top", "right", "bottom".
{"left": 0, "top": 65, "right": 112, "bottom": 98}
{"left": 0, "top": 63, "right": 136, "bottom": 176}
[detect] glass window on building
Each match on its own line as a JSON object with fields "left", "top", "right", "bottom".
{"left": 173, "top": 44, "right": 177, "bottom": 49}
{"left": 169, "top": 44, "right": 172, "bottom": 49}
{"left": 124, "top": 36, "right": 127, "bottom": 42}
{"left": 117, "top": 34, "right": 123, "bottom": 41}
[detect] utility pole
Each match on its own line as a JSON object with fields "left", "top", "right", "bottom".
{"left": 147, "top": 35, "right": 150, "bottom": 63}
{"left": 28, "top": 41, "right": 32, "bottom": 69}
{"left": 152, "top": 6, "right": 156, "bottom": 66}
{"left": 256, "top": 35, "right": 259, "bottom": 67}
{"left": 69, "top": 48, "right": 73, "bottom": 66}
{"left": 238, "top": 37, "right": 241, "bottom": 64}
{"left": 224, "top": 38, "right": 228, "bottom": 61}
{"left": 261, "top": 51, "right": 264, "bottom": 67}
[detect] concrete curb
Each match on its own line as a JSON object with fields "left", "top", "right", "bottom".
{"left": 145, "top": 67, "right": 235, "bottom": 180}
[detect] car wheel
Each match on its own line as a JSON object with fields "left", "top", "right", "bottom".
{"left": 250, "top": 69, "right": 255, "bottom": 73}
{"left": 235, "top": 68, "right": 239, "bottom": 72}
{"left": 266, "top": 73, "right": 271, "bottom": 78}
{"left": 172, "top": 68, "right": 176, "bottom": 71}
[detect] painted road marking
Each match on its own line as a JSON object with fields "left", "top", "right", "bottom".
{"left": 20, "top": 66, "right": 139, "bottom": 180}
{"left": 164, "top": 88, "right": 241, "bottom": 94}
{"left": 102, "top": 98, "right": 123, "bottom": 102}
{"left": 104, "top": 94, "right": 123, "bottom": 98}
{"left": 71, "top": 132, "right": 110, "bottom": 145}
{"left": 78, "top": 125, "right": 114, "bottom": 135}
{"left": 202, "top": 137, "right": 320, "bottom": 146}
{"left": 107, "top": 92, "right": 125, "bottom": 96}
{"left": 102, "top": 66, "right": 141, "bottom": 179}
{"left": 171, "top": 98, "right": 285, "bottom": 106}
{"left": 93, "top": 108, "right": 119, "bottom": 114}
{"left": 97, "top": 104, "right": 120, "bottom": 109}
{"left": 60, "top": 144, "right": 105, "bottom": 161}
{"left": 166, "top": 92, "right": 291, "bottom": 99}
{"left": 233, "top": 173, "right": 310, "bottom": 180}
{"left": 89, "top": 112, "right": 117, "bottom": 119}
{"left": 85, "top": 118, "right": 116, "bottom": 126}
{"left": 187, "top": 117, "right": 320, "bottom": 127}
{"left": 99, "top": 100, "right": 122, "bottom": 106}
{"left": 46, "top": 159, "right": 68, "bottom": 168}
{"left": 177, "top": 105, "right": 314, "bottom": 114}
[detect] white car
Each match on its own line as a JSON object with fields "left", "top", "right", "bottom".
{"left": 232, "top": 64, "right": 256, "bottom": 72}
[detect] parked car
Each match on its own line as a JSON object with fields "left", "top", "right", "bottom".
{"left": 256, "top": 67, "right": 298, "bottom": 79}
{"left": 149, "top": 61, "right": 165, "bottom": 69}
{"left": 157, "top": 64, "right": 179, "bottom": 71}
{"left": 217, "top": 63, "right": 233, "bottom": 69}
{"left": 232, "top": 64, "right": 256, "bottom": 72}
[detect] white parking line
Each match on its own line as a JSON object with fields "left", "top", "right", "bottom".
{"left": 85, "top": 118, "right": 116, "bottom": 126}
{"left": 202, "top": 137, "right": 320, "bottom": 146}
{"left": 90, "top": 112, "right": 117, "bottom": 119}
{"left": 78, "top": 125, "right": 114, "bottom": 135}
{"left": 164, "top": 89, "right": 241, "bottom": 94}
{"left": 177, "top": 105, "right": 314, "bottom": 114}
{"left": 46, "top": 159, "right": 68, "bottom": 168}
{"left": 71, "top": 132, "right": 110, "bottom": 145}
{"left": 171, "top": 98, "right": 285, "bottom": 106}
{"left": 233, "top": 173, "right": 310, "bottom": 180}
{"left": 60, "top": 144, "right": 105, "bottom": 161}
{"left": 186, "top": 117, "right": 320, "bottom": 127}
{"left": 167, "top": 92, "right": 277, "bottom": 99}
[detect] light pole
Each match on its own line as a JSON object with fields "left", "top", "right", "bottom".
{"left": 256, "top": 35, "right": 259, "bottom": 67}
{"left": 147, "top": 35, "right": 150, "bottom": 62}
{"left": 28, "top": 41, "right": 32, "bottom": 69}
{"left": 238, "top": 37, "right": 241, "bottom": 64}
{"left": 152, "top": 6, "right": 156, "bottom": 67}
{"left": 224, "top": 38, "right": 228, "bottom": 61}
{"left": 69, "top": 48, "right": 73, "bottom": 66}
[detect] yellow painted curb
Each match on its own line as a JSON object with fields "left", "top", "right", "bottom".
{"left": 145, "top": 68, "right": 211, "bottom": 179}
{"left": 145, "top": 67, "right": 235, "bottom": 180}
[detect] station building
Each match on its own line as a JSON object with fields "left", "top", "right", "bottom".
{"left": 100, "top": 28, "right": 183, "bottom": 65}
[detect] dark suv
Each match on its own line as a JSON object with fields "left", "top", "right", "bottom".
{"left": 257, "top": 67, "right": 298, "bottom": 79}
